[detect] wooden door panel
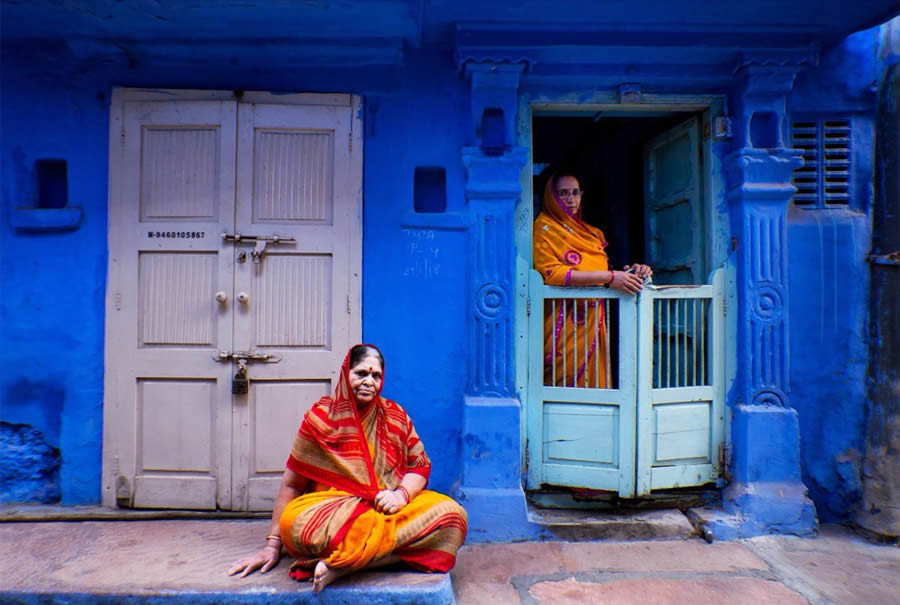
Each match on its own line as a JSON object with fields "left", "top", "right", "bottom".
{"left": 245, "top": 379, "right": 332, "bottom": 510}
{"left": 138, "top": 252, "right": 218, "bottom": 346}
{"left": 252, "top": 129, "right": 335, "bottom": 224}
{"left": 543, "top": 403, "right": 619, "bottom": 466}
{"left": 139, "top": 127, "right": 221, "bottom": 220}
{"left": 253, "top": 254, "right": 332, "bottom": 348}
{"left": 232, "top": 100, "right": 361, "bottom": 511}
{"left": 652, "top": 401, "right": 711, "bottom": 463}
{"left": 105, "top": 97, "right": 237, "bottom": 510}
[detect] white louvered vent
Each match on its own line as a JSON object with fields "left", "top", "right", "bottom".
{"left": 791, "top": 119, "right": 851, "bottom": 207}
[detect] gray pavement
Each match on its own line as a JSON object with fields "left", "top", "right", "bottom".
{"left": 0, "top": 516, "right": 897, "bottom": 604}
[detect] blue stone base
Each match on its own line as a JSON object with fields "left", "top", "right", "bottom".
{"left": 455, "top": 486, "right": 545, "bottom": 543}
{"left": 716, "top": 404, "right": 818, "bottom": 537}
{"left": 458, "top": 396, "right": 546, "bottom": 542}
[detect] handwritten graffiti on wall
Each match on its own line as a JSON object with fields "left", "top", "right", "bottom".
{"left": 403, "top": 229, "right": 441, "bottom": 279}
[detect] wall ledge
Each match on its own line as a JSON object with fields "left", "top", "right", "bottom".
{"left": 12, "top": 207, "right": 83, "bottom": 232}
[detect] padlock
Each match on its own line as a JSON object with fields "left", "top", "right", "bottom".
{"left": 232, "top": 371, "right": 249, "bottom": 395}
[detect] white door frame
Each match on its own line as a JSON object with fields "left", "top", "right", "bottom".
{"left": 102, "top": 88, "right": 363, "bottom": 508}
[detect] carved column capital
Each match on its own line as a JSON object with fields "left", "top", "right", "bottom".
{"left": 463, "top": 61, "right": 527, "bottom": 150}
{"left": 730, "top": 52, "right": 813, "bottom": 150}
{"left": 462, "top": 146, "right": 529, "bottom": 200}
{"left": 725, "top": 148, "right": 804, "bottom": 202}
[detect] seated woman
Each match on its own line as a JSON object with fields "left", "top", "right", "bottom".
{"left": 533, "top": 173, "right": 652, "bottom": 388}
{"left": 228, "top": 344, "right": 467, "bottom": 592}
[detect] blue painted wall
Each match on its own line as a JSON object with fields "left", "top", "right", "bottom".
{"left": 0, "top": 57, "right": 109, "bottom": 504}
{"left": 1, "top": 1, "right": 895, "bottom": 532}
{"left": 0, "top": 44, "right": 470, "bottom": 503}
{"left": 783, "top": 24, "right": 894, "bottom": 521}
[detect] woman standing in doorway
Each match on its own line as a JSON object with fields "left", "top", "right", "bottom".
{"left": 228, "top": 344, "right": 467, "bottom": 592}
{"left": 533, "top": 173, "right": 652, "bottom": 388}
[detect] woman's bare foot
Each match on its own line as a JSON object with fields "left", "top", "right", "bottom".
{"left": 312, "top": 560, "right": 351, "bottom": 593}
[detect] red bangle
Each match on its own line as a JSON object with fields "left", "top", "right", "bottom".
{"left": 395, "top": 485, "right": 410, "bottom": 504}
{"left": 606, "top": 270, "right": 615, "bottom": 286}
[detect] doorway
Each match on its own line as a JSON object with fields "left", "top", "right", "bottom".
{"left": 524, "top": 111, "right": 725, "bottom": 501}
{"left": 102, "top": 90, "right": 363, "bottom": 511}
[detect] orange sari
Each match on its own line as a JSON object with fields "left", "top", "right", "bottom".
{"left": 281, "top": 346, "right": 467, "bottom": 580}
{"left": 533, "top": 180, "right": 610, "bottom": 388}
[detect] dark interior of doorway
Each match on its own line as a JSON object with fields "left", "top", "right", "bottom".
{"left": 532, "top": 114, "right": 692, "bottom": 271}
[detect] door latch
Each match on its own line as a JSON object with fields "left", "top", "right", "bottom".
{"left": 214, "top": 350, "right": 282, "bottom": 363}
{"left": 221, "top": 233, "right": 296, "bottom": 264}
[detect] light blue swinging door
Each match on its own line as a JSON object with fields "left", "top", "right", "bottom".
{"left": 635, "top": 272, "right": 726, "bottom": 494}
{"left": 526, "top": 273, "right": 638, "bottom": 497}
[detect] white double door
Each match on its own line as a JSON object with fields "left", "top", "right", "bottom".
{"left": 103, "top": 91, "right": 362, "bottom": 511}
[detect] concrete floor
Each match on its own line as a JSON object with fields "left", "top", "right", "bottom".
{"left": 0, "top": 518, "right": 897, "bottom": 604}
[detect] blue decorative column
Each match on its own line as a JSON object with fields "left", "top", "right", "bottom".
{"left": 718, "top": 56, "right": 817, "bottom": 537}
{"left": 456, "top": 61, "right": 541, "bottom": 542}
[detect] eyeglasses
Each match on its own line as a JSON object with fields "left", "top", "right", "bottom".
{"left": 557, "top": 188, "right": 583, "bottom": 199}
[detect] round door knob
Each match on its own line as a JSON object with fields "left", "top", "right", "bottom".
{"left": 215, "top": 291, "right": 228, "bottom": 303}
{"left": 237, "top": 292, "right": 250, "bottom": 304}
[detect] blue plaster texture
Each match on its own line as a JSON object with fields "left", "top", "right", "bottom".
{"left": 1, "top": 1, "right": 898, "bottom": 544}
{"left": 787, "top": 209, "right": 870, "bottom": 521}
{"left": 0, "top": 422, "right": 61, "bottom": 504}
{"left": 720, "top": 405, "right": 818, "bottom": 537}
{"left": 783, "top": 23, "right": 890, "bottom": 522}
{"left": 461, "top": 397, "right": 522, "bottom": 489}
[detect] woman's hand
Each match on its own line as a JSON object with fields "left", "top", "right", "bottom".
{"left": 610, "top": 269, "right": 645, "bottom": 295}
{"left": 373, "top": 488, "right": 408, "bottom": 514}
{"left": 623, "top": 264, "right": 652, "bottom": 279}
{"left": 228, "top": 545, "right": 281, "bottom": 577}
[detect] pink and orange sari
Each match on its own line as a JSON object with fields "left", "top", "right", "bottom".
{"left": 280, "top": 347, "right": 467, "bottom": 580}
{"left": 533, "top": 179, "right": 610, "bottom": 388}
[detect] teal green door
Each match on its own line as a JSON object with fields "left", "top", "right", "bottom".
{"left": 643, "top": 116, "right": 705, "bottom": 285}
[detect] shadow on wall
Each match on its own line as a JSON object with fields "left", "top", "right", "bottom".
{"left": 0, "top": 422, "right": 61, "bottom": 504}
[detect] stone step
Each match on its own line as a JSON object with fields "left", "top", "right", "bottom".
{"left": 526, "top": 506, "right": 698, "bottom": 541}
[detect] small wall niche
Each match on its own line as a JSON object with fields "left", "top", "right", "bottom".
{"left": 480, "top": 107, "right": 507, "bottom": 156}
{"left": 414, "top": 166, "right": 447, "bottom": 214}
{"left": 749, "top": 111, "right": 780, "bottom": 149}
{"left": 12, "top": 158, "right": 82, "bottom": 232}
{"left": 36, "top": 159, "right": 68, "bottom": 208}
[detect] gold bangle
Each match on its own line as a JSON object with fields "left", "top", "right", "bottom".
{"left": 266, "top": 534, "right": 282, "bottom": 542}
{"left": 395, "top": 485, "right": 411, "bottom": 504}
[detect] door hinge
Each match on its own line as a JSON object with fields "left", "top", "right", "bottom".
{"left": 526, "top": 296, "right": 531, "bottom": 316}
{"left": 115, "top": 290, "right": 122, "bottom": 311}
{"left": 717, "top": 442, "right": 732, "bottom": 479}
{"left": 349, "top": 131, "right": 353, "bottom": 152}
{"left": 121, "top": 125, "right": 126, "bottom": 146}
{"left": 347, "top": 295, "right": 351, "bottom": 314}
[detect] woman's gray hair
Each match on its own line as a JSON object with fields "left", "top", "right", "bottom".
{"left": 349, "top": 344, "right": 385, "bottom": 371}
